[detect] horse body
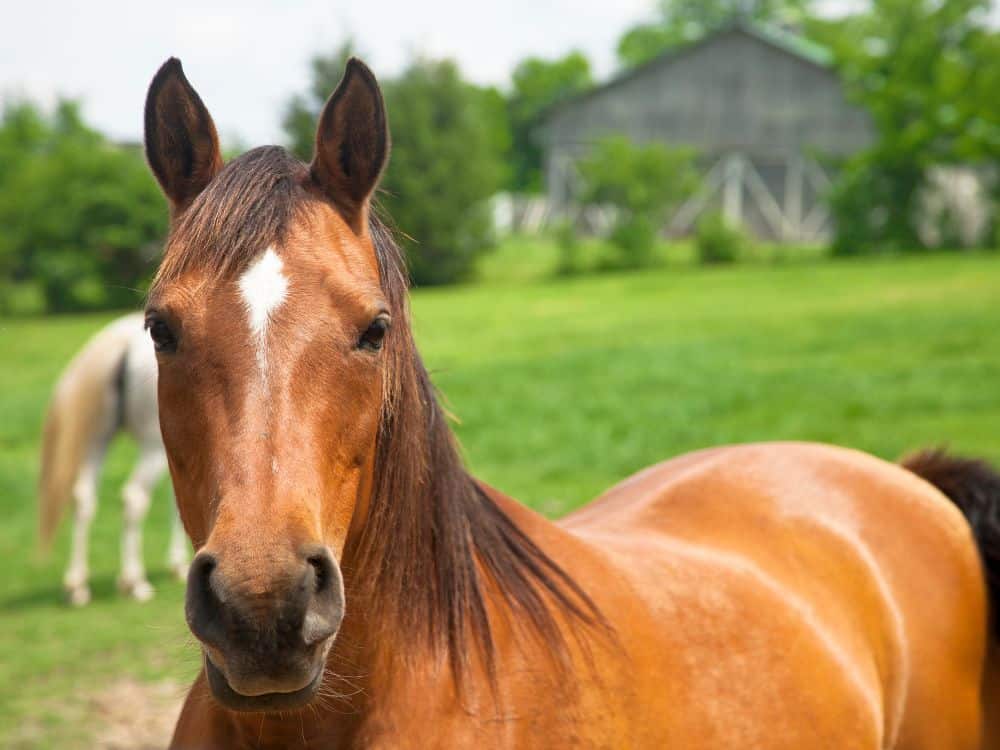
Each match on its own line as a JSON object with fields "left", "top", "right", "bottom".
{"left": 563, "top": 442, "right": 985, "bottom": 749}
{"left": 139, "top": 59, "right": 1000, "bottom": 749}
{"left": 169, "top": 443, "right": 989, "bottom": 749}
{"left": 38, "top": 313, "right": 188, "bottom": 605}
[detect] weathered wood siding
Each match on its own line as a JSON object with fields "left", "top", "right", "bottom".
{"left": 538, "top": 27, "right": 874, "bottom": 240}
{"left": 540, "top": 28, "right": 872, "bottom": 159}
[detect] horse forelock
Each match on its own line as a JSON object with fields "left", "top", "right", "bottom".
{"left": 152, "top": 146, "right": 309, "bottom": 291}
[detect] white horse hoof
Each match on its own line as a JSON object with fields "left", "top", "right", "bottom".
{"left": 67, "top": 585, "right": 91, "bottom": 607}
{"left": 170, "top": 563, "right": 189, "bottom": 582}
{"left": 131, "top": 581, "right": 155, "bottom": 602}
{"left": 118, "top": 578, "right": 155, "bottom": 602}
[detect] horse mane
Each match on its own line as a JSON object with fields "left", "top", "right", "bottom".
{"left": 153, "top": 146, "right": 604, "bottom": 683}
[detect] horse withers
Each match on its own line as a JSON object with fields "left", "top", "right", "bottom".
{"left": 38, "top": 313, "right": 188, "bottom": 605}
{"left": 144, "top": 57, "right": 1000, "bottom": 749}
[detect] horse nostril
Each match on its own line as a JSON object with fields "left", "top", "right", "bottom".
{"left": 307, "top": 550, "right": 335, "bottom": 596}
{"left": 300, "top": 545, "right": 343, "bottom": 646}
{"left": 191, "top": 551, "right": 217, "bottom": 579}
{"left": 185, "top": 552, "right": 222, "bottom": 645}
{"left": 188, "top": 551, "right": 217, "bottom": 598}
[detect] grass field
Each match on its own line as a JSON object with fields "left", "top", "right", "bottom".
{"left": 2, "top": 251, "right": 1000, "bottom": 746}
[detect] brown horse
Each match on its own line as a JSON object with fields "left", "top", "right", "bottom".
{"left": 143, "top": 57, "right": 1000, "bottom": 749}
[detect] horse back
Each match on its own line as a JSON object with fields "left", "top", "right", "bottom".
{"left": 558, "top": 442, "right": 987, "bottom": 748}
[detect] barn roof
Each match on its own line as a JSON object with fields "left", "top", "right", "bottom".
{"left": 741, "top": 21, "right": 833, "bottom": 67}
{"left": 542, "top": 20, "right": 835, "bottom": 122}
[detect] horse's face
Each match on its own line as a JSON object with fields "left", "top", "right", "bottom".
{"left": 143, "top": 58, "right": 389, "bottom": 712}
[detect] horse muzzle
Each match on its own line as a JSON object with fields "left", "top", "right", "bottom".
{"left": 185, "top": 543, "right": 344, "bottom": 712}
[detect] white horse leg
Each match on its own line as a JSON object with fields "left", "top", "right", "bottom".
{"left": 166, "top": 494, "right": 189, "bottom": 581}
{"left": 117, "top": 445, "right": 165, "bottom": 602}
{"left": 64, "top": 451, "right": 102, "bottom": 607}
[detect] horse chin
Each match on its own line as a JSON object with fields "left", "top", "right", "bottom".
{"left": 204, "top": 655, "right": 325, "bottom": 713}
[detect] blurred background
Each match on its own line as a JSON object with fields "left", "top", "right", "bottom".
{"left": 2, "top": 0, "right": 999, "bottom": 746}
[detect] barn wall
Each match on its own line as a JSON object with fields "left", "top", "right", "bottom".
{"left": 541, "top": 29, "right": 872, "bottom": 158}
{"left": 539, "top": 28, "right": 874, "bottom": 240}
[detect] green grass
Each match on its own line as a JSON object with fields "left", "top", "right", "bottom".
{"left": 3, "top": 250, "right": 1000, "bottom": 746}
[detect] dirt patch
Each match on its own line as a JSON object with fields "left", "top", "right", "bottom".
{"left": 90, "top": 678, "right": 185, "bottom": 749}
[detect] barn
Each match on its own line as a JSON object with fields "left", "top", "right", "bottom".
{"left": 537, "top": 22, "right": 874, "bottom": 242}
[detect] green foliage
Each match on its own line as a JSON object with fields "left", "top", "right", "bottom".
{"left": 0, "top": 100, "right": 167, "bottom": 313}
{"left": 283, "top": 49, "right": 509, "bottom": 286}
{"left": 617, "top": 0, "right": 814, "bottom": 68}
{"left": 695, "top": 212, "right": 746, "bottom": 264}
{"left": 828, "top": 156, "right": 922, "bottom": 255}
{"left": 379, "top": 59, "right": 509, "bottom": 285}
{"left": 617, "top": 24, "right": 682, "bottom": 70}
{"left": 606, "top": 215, "right": 660, "bottom": 269}
{"left": 824, "top": 0, "right": 1000, "bottom": 255}
{"left": 578, "top": 136, "right": 697, "bottom": 216}
{"left": 553, "top": 220, "right": 582, "bottom": 277}
{"left": 576, "top": 135, "right": 697, "bottom": 268}
{"left": 507, "top": 52, "right": 593, "bottom": 192}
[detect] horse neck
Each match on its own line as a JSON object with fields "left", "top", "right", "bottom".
{"left": 328, "top": 489, "right": 572, "bottom": 741}
{"left": 209, "top": 434, "right": 589, "bottom": 747}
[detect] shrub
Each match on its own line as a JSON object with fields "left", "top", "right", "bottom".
{"left": 608, "top": 215, "right": 658, "bottom": 269}
{"left": 553, "top": 220, "right": 582, "bottom": 276}
{"left": 695, "top": 213, "right": 745, "bottom": 264}
{"left": 577, "top": 135, "right": 697, "bottom": 270}
{"left": 0, "top": 100, "right": 166, "bottom": 313}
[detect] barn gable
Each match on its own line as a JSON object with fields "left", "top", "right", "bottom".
{"left": 539, "top": 22, "right": 874, "bottom": 242}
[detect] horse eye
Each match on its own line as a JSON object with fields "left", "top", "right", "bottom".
{"left": 358, "top": 316, "right": 390, "bottom": 352}
{"left": 145, "top": 316, "right": 177, "bottom": 353}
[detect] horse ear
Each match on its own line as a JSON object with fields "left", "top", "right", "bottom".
{"left": 310, "top": 58, "right": 389, "bottom": 233}
{"left": 144, "top": 58, "right": 223, "bottom": 214}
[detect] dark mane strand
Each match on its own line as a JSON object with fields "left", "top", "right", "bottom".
{"left": 152, "top": 146, "right": 605, "bottom": 684}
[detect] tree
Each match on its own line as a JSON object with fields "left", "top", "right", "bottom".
{"left": 617, "top": 0, "right": 814, "bottom": 69}
{"left": 507, "top": 52, "right": 593, "bottom": 192}
{"left": 577, "top": 135, "right": 697, "bottom": 268}
{"left": 282, "top": 50, "right": 509, "bottom": 285}
{"left": 0, "top": 100, "right": 166, "bottom": 312}
{"left": 824, "top": 0, "right": 1000, "bottom": 254}
{"left": 380, "top": 59, "right": 509, "bottom": 285}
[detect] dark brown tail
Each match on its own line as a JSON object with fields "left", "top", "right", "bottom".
{"left": 903, "top": 448, "right": 1000, "bottom": 639}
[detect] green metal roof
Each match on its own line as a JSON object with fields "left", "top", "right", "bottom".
{"left": 741, "top": 20, "right": 834, "bottom": 68}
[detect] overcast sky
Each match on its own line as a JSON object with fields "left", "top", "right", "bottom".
{"left": 3, "top": 0, "right": 870, "bottom": 147}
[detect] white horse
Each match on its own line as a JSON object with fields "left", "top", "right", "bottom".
{"left": 38, "top": 313, "right": 188, "bottom": 606}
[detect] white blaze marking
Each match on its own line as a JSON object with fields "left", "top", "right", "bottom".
{"left": 238, "top": 247, "right": 288, "bottom": 373}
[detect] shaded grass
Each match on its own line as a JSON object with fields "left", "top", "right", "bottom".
{"left": 473, "top": 232, "right": 829, "bottom": 284}
{"left": 2, "top": 251, "right": 1000, "bottom": 745}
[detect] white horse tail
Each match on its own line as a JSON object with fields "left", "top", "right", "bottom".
{"left": 38, "top": 313, "right": 144, "bottom": 550}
